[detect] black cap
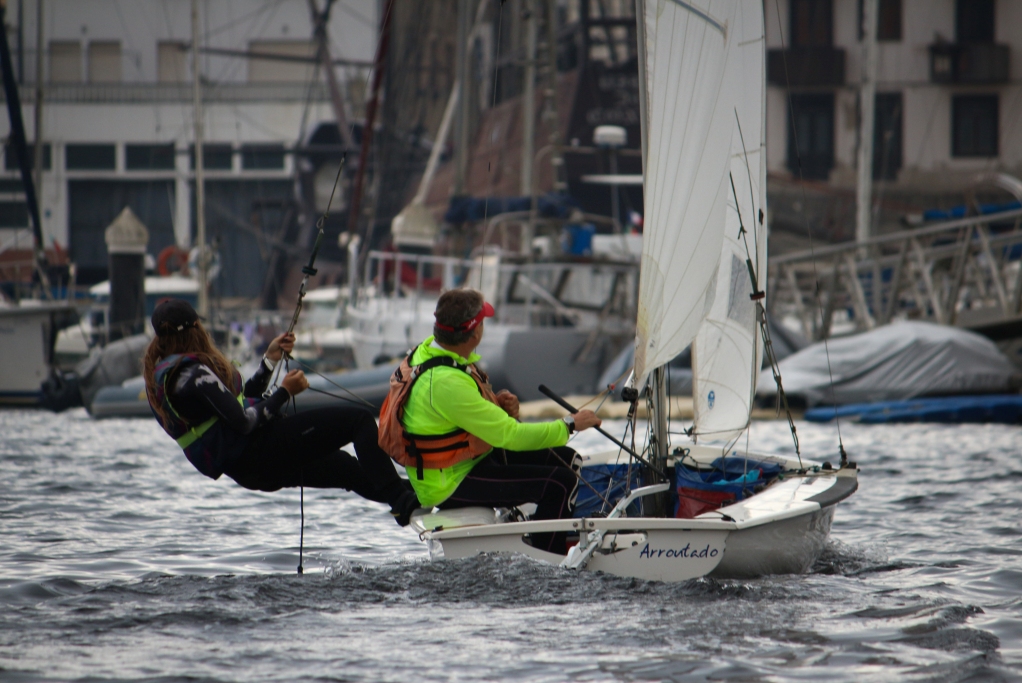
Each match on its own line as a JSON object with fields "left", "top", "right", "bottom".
{"left": 152, "top": 299, "right": 199, "bottom": 337}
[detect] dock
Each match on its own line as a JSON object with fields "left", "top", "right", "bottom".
{"left": 518, "top": 395, "right": 789, "bottom": 421}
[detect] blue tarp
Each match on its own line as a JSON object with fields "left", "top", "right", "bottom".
{"left": 805, "top": 394, "right": 1022, "bottom": 424}
{"left": 676, "top": 457, "right": 784, "bottom": 500}
{"left": 444, "top": 193, "right": 580, "bottom": 223}
{"left": 923, "top": 200, "right": 1021, "bottom": 222}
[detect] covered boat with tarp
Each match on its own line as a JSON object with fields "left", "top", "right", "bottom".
{"left": 757, "top": 321, "right": 1020, "bottom": 409}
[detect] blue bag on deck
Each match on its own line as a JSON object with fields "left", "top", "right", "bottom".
{"left": 675, "top": 457, "right": 783, "bottom": 519}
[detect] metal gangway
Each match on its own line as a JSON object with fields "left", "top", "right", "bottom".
{"left": 768, "top": 207, "right": 1022, "bottom": 342}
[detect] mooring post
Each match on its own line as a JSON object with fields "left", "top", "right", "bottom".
{"left": 104, "top": 207, "right": 149, "bottom": 342}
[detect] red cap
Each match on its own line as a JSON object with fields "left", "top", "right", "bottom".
{"left": 435, "top": 301, "right": 494, "bottom": 333}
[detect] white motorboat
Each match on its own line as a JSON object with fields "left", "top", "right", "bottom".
{"left": 347, "top": 238, "right": 640, "bottom": 401}
{"left": 290, "top": 285, "right": 356, "bottom": 370}
{"left": 0, "top": 301, "right": 78, "bottom": 406}
{"left": 409, "top": 0, "right": 857, "bottom": 581}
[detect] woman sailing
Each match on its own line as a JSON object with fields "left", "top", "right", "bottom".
{"left": 143, "top": 298, "right": 419, "bottom": 525}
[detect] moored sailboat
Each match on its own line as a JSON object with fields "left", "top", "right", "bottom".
{"left": 410, "top": 0, "right": 858, "bottom": 582}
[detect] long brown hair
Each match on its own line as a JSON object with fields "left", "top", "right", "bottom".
{"left": 143, "top": 321, "right": 238, "bottom": 425}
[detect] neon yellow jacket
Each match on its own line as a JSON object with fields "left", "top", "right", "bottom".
{"left": 401, "top": 336, "right": 569, "bottom": 507}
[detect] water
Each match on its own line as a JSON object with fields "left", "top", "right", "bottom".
{"left": 2, "top": 409, "right": 1021, "bottom": 682}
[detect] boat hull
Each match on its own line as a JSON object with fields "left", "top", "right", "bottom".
{"left": 426, "top": 511, "right": 831, "bottom": 583}
{"left": 0, "top": 303, "right": 77, "bottom": 407}
{"left": 413, "top": 461, "right": 857, "bottom": 582}
{"left": 710, "top": 506, "right": 834, "bottom": 579}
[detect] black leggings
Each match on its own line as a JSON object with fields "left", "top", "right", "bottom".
{"left": 439, "top": 447, "right": 579, "bottom": 555}
{"left": 223, "top": 406, "right": 403, "bottom": 505}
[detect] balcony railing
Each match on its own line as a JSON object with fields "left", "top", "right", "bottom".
{"left": 0, "top": 82, "right": 333, "bottom": 104}
{"left": 767, "top": 47, "right": 845, "bottom": 87}
{"left": 930, "top": 43, "right": 1010, "bottom": 84}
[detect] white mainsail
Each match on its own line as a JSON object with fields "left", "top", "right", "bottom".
{"left": 691, "top": 2, "right": 767, "bottom": 442}
{"left": 633, "top": 0, "right": 745, "bottom": 387}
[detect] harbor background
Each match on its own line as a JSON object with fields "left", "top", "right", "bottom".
{"left": 2, "top": 409, "right": 1021, "bottom": 682}
{"left": 2, "top": 0, "right": 1022, "bottom": 310}
{"left": 2, "top": 1, "right": 1022, "bottom": 681}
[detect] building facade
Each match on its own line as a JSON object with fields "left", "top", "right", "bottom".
{"left": 766, "top": 0, "right": 1022, "bottom": 238}
{"left": 0, "top": 0, "right": 376, "bottom": 295}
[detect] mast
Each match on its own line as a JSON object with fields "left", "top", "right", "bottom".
{"left": 520, "top": 0, "right": 536, "bottom": 202}
{"left": 453, "top": 0, "right": 470, "bottom": 196}
{"left": 345, "top": 0, "right": 393, "bottom": 241}
{"left": 633, "top": 0, "right": 668, "bottom": 514}
{"left": 0, "top": 0, "right": 49, "bottom": 297}
{"left": 191, "top": 0, "right": 208, "bottom": 319}
{"left": 309, "top": 0, "right": 354, "bottom": 150}
{"left": 634, "top": 0, "right": 648, "bottom": 177}
{"left": 855, "top": 0, "right": 878, "bottom": 245}
{"left": 543, "top": 0, "right": 565, "bottom": 194}
{"left": 32, "top": 0, "right": 42, "bottom": 207}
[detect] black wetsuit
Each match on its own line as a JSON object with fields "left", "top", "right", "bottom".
{"left": 166, "top": 358, "right": 408, "bottom": 505}
{"left": 438, "top": 447, "right": 580, "bottom": 555}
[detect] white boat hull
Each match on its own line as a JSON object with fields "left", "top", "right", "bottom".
{"left": 411, "top": 450, "right": 857, "bottom": 583}
{"left": 710, "top": 505, "right": 834, "bottom": 579}
{"left": 0, "top": 303, "right": 76, "bottom": 406}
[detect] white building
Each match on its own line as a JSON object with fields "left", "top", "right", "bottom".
{"left": 766, "top": 0, "right": 1022, "bottom": 193}
{"left": 0, "top": 0, "right": 376, "bottom": 296}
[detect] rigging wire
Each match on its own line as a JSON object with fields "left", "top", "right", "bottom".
{"left": 273, "top": 0, "right": 398, "bottom": 574}
{"left": 728, "top": 169, "right": 802, "bottom": 468}
{"left": 770, "top": 0, "right": 846, "bottom": 465}
{"left": 288, "top": 356, "right": 377, "bottom": 409}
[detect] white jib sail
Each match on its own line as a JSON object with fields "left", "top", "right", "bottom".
{"left": 691, "top": 1, "right": 767, "bottom": 442}
{"left": 633, "top": 0, "right": 744, "bottom": 387}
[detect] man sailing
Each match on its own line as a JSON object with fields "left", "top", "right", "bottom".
{"left": 378, "top": 289, "right": 601, "bottom": 554}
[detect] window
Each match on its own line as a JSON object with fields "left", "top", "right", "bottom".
{"left": 126, "top": 144, "right": 175, "bottom": 171}
{"left": 190, "top": 144, "right": 233, "bottom": 171}
{"left": 858, "top": 0, "right": 902, "bottom": 41}
{"left": 788, "top": 93, "right": 834, "bottom": 180}
{"left": 157, "top": 41, "right": 187, "bottom": 83}
{"left": 873, "top": 93, "right": 902, "bottom": 180}
{"left": 246, "top": 41, "right": 317, "bottom": 83}
{"left": 88, "top": 41, "right": 122, "bottom": 83}
{"left": 790, "top": 0, "right": 833, "bottom": 47}
{"left": 66, "top": 144, "right": 116, "bottom": 170}
{"left": 953, "top": 95, "right": 998, "bottom": 157}
{"left": 0, "top": 202, "right": 29, "bottom": 227}
{"left": 49, "top": 41, "right": 82, "bottom": 83}
{"left": 0, "top": 180, "right": 26, "bottom": 193}
{"left": 241, "top": 144, "right": 285, "bottom": 170}
{"left": 957, "top": 0, "right": 994, "bottom": 43}
{"left": 4, "top": 143, "right": 52, "bottom": 171}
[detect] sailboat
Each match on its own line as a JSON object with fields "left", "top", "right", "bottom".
{"left": 408, "top": 0, "right": 858, "bottom": 582}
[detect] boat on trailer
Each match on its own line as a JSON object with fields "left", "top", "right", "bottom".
{"left": 408, "top": 0, "right": 858, "bottom": 581}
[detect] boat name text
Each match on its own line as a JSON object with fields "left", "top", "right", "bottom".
{"left": 638, "top": 543, "right": 719, "bottom": 559}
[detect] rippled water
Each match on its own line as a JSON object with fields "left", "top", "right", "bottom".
{"left": 2, "top": 408, "right": 1021, "bottom": 682}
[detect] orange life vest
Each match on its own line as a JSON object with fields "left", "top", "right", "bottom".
{"left": 378, "top": 346, "right": 499, "bottom": 479}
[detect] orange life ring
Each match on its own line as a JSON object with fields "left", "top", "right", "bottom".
{"left": 157, "top": 246, "right": 190, "bottom": 276}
